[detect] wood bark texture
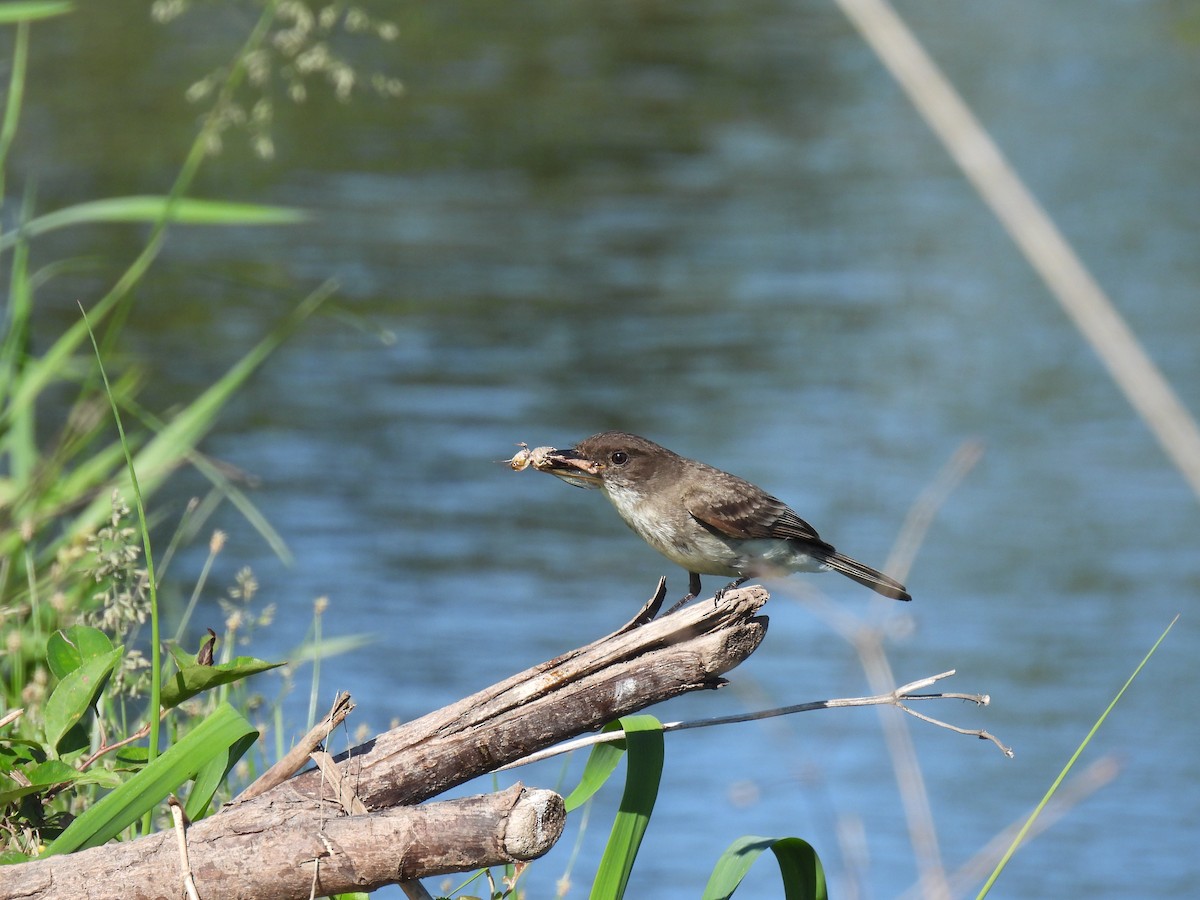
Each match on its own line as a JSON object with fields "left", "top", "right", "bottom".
{"left": 0, "top": 586, "right": 769, "bottom": 899}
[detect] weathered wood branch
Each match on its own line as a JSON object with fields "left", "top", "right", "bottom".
{"left": 288, "top": 584, "right": 769, "bottom": 810}
{"left": 0, "top": 585, "right": 769, "bottom": 900}
{"left": 1, "top": 784, "right": 562, "bottom": 900}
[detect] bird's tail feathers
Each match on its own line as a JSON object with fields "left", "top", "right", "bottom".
{"left": 819, "top": 550, "right": 911, "bottom": 601}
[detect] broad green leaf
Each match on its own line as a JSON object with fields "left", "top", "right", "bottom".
{"left": 703, "top": 835, "right": 828, "bottom": 900}
{"left": 0, "top": 760, "right": 120, "bottom": 807}
{"left": 0, "top": 2, "right": 72, "bottom": 24}
{"left": 46, "top": 702, "right": 258, "bottom": 855}
{"left": 45, "top": 626, "right": 114, "bottom": 679}
{"left": 0, "top": 195, "right": 308, "bottom": 252}
{"left": 564, "top": 721, "right": 626, "bottom": 812}
{"left": 45, "top": 632, "right": 81, "bottom": 680}
{"left": 160, "top": 656, "right": 285, "bottom": 709}
{"left": 42, "top": 646, "right": 123, "bottom": 753}
{"left": 588, "top": 715, "right": 663, "bottom": 900}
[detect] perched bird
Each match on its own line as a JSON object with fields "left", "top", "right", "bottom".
{"left": 542, "top": 431, "right": 911, "bottom": 603}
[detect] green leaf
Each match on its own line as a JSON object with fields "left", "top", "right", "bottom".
{"left": 45, "top": 626, "right": 114, "bottom": 679}
{"left": 703, "top": 835, "right": 828, "bottom": 900}
{"left": 0, "top": 2, "right": 73, "bottom": 24}
{"left": 0, "top": 195, "right": 308, "bottom": 252}
{"left": 588, "top": 715, "right": 663, "bottom": 900}
{"left": 46, "top": 702, "right": 258, "bottom": 855}
{"left": 0, "top": 760, "right": 120, "bottom": 807}
{"left": 184, "top": 728, "right": 258, "bottom": 821}
{"left": 66, "top": 281, "right": 336, "bottom": 541}
{"left": 160, "top": 656, "right": 285, "bottom": 709}
{"left": 564, "top": 722, "right": 626, "bottom": 812}
{"left": 42, "top": 645, "right": 123, "bottom": 753}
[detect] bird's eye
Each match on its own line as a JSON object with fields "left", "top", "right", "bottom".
{"left": 610, "top": 451, "right": 628, "bottom": 466}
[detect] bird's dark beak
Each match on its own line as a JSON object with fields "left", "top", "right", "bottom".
{"left": 541, "top": 447, "right": 604, "bottom": 489}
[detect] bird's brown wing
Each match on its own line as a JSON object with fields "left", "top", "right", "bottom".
{"left": 684, "top": 473, "right": 833, "bottom": 551}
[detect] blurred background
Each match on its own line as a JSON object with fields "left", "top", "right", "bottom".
{"left": 13, "top": 0, "right": 1200, "bottom": 896}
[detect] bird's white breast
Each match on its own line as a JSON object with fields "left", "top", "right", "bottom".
{"left": 601, "top": 480, "right": 826, "bottom": 577}
{"left": 602, "top": 481, "right": 745, "bottom": 576}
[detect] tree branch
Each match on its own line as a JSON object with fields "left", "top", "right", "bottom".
{"left": 0, "top": 785, "right": 562, "bottom": 900}
{"left": 0, "top": 584, "right": 768, "bottom": 900}
{"left": 502, "top": 668, "right": 1011, "bottom": 768}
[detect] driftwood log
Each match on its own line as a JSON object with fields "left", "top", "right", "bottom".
{"left": 0, "top": 584, "right": 769, "bottom": 899}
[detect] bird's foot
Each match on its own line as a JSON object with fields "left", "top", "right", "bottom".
{"left": 714, "top": 576, "right": 749, "bottom": 603}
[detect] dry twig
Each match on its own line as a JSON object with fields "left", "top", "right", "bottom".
{"left": 503, "top": 670, "right": 1010, "bottom": 769}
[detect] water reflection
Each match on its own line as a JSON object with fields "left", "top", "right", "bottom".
{"left": 16, "top": 1, "right": 1200, "bottom": 897}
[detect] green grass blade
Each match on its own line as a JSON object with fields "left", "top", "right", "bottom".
{"left": 2, "top": 2, "right": 284, "bottom": 433}
{"left": 0, "top": 195, "right": 308, "bottom": 252}
{"left": 588, "top": 715, "right": 663, "bottom": 900}
{"left": 0, "top": 17, "right": 29, "bottom": 199}
{"left": 977, "top": 614, "right": 1179, "bottom": 898}
{"left": 1, "top": 190, "right": 36, "bottom": 483}
{"left": 564, "top": 721, "right": 627, "bottom": 812}
{"left": 287, "top": 632, "right": 374, "bottom": 665}
{"left": 0, "top": 2, "right": 73, "bottom": 24}
{"left": 45, "top": 702, "right": 257, "bottom": 855}
{"left": 184, "top": 728, "right": 258, "bottom": 822}
{"left": 182, "top": 449, "right": 294, "bottom": 565}
{"left": 81, "top": 302, "right": 165, "bottom": 832}
{"left": 703, "top": 835, "right": 828, "bottom": 900}
{"left": 66, "top": 281, "right": 336, "bottom": 540}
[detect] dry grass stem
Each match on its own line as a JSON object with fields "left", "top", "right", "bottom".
{"left": 501, "top": 669, "right": 1006, "bottom": 769}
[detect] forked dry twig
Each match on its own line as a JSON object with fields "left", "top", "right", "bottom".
{"left": 501, "top": 669, "right": 1009, "bottom": 769}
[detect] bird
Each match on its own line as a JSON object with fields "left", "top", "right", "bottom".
{"left": 541, "top": 431, "right": 911, "bottom": 604}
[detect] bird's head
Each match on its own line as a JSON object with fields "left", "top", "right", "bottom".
{"left": 542, "top": 431, "right": 676, "bottom": 492}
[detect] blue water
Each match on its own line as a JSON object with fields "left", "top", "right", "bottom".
{"left": 17, "top": 1, "right": 1200, "bottom": 896}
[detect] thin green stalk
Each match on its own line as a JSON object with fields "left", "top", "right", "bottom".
{"left": 4, "top": 185, "right": 36, "bottom": 481}
{"left": 977, "top": 615, "right": 1179, "bottom": 897}
{"left": 79, "top": 305, "right": 162, "bottom": 836}
{"left": 0, "top": 19, "right": 30, "bottom": 197}
{"left": 305, "top": 601, "right": 324, "bottom": 730}
{"left": 172, "top": 530, "right": 221, "bottom": 644}
{"left": 3, "top": 0, "right": 283, "bottom": 428}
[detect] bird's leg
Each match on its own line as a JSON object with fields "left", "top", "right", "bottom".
{"left": 714, "top": 575, "right": 749, "bottom": 602}
{"left": 664, "top": 572, "right": 703, "bottom": 615}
